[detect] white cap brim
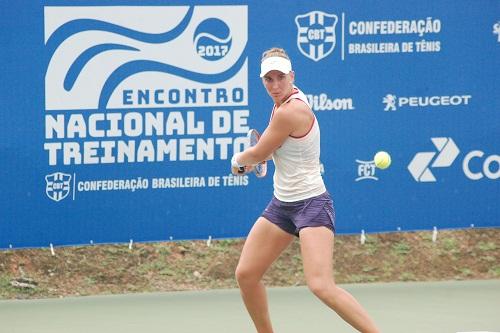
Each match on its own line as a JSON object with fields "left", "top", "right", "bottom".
{"left": 260, "top": 56, "right": 292, "bottom": 77}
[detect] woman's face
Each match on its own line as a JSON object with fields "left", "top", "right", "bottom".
{"left": 262, "top": 70, "right": 295, "bottom": 105}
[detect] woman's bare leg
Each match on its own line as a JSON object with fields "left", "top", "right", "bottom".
{"left": 299, "top": 227, "right": 379, "bottom": 333}
{"left": 235, "top": 217, "right": 294, "bottom": 333}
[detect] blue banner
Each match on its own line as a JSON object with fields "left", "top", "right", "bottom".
{"left": 1, "top": 0, "right": 499, "bottom": 249}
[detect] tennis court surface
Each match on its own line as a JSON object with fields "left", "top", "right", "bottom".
{"left": 1, "top": 280, "right": 498, "bottom": 333}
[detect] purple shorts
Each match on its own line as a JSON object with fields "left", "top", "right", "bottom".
{"left": 261, "top": 191, "right": 336, "bottom": 237}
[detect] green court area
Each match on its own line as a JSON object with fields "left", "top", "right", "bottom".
{"left": 1, "top": 280, "right": 499, "bottom": 333}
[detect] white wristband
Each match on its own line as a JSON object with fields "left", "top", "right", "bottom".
{"left": 231, "top": 153, "right": 244, "bottom": 168}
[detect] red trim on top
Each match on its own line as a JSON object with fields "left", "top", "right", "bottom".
{"left": 269, "top": 88, "right": 315, "bottom": 138}
{"left": 269, "top": 105, "right": 277, "bottom": 122}
{"left": 290, "top": 116, "right": 315, "bottom": 139}
{"left": 281, "top": 87, "right": 299, "bottom": 105}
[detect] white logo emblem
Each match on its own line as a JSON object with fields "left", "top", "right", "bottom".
{"left": 44, "top": 6, "right": 248, "bottom": 110}
{"left": 408, "top": 138, "right": 460, "bottom": 182}
{"left": 383, "top": 94, "right": 397, "bottom": 111}
{"left": 355, "top": 160, "right": 378, "bottom": 181}
{"left": 45, "top": 172, "right": 72, "bottom": 202}
{"left": 493, "top": 21, "right": 500, "bottom": 42}
{"left": 295, "top": 11, "right": 338, "bottom": 62}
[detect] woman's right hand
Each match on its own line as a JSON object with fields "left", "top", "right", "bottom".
{"left": 231, "top": 165, "right": 254, "bottom": 176}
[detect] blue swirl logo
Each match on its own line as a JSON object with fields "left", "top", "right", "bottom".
{"left": 193, "top": 18, "right": 232, "bottom": 61}
{"left": 45, "top": 7, "right": 248, "bottom": 110}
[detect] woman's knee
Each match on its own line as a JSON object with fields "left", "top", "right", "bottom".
{"left": 306, "top": 277, "right": 335, "bottom": 299}
{"left": 235, "top": 264, "right": 261, "bottom": 286}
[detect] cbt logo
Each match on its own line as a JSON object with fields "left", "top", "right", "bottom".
{"left": 408, "top": 137, "right": 499, "bottom": 182}
{"left": 45, "top": 172, "right": 72, "bottom": 202}
{"left": 295, "top": 11, "right": 337, "bottom": 62}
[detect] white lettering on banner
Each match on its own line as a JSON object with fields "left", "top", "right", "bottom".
{"left": 44, "top": 137, "right": 248, "bottom": 166}
{"left": 121, "top": 87, "right": 245, "bottom": 107}
{"left": 306, "top": 94, "right": 355, "bottom": 111}
{"left": 415, "top": 39, "right": 441, "bottom": 52}
{"left": 45, "top": 111, "right": 226, "bottom": 138}
{"left": 44, "top": 110, "right": 250, "bottom": 165}
{"left": 349, "top": 40, "right": 440, "bottom": 54}
{"left": 74, "top": 174, "right": 249, "bottom": 192}
{"left": 349, "top": 18, "right": 441, "bottom": 36}
{"left": 383, "top": 94, "right": 472, "bottom": 111}
{"left": 398, "top": 95, "right": 472, "bottom": 107}
{"left": 349, "top": 42, "right": 400, "bottom": 54}
{"left": 463, "top": 151, "right": 500, "bottom": 180}
{"left": 212, "top": 110, "right": 249, "bottom": 134}
{"left": 222, "top": 174, "right": 249, "bottom": 186}
{"left": 78, "top": 178, "right": 149, "bottom": 192}
{"left": 295, "top": 11, "right": 444, "bottom": 61}
{"left": 152, "top": 177, "right": 206, "bottom": 188}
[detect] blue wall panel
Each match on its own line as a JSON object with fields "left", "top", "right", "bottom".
{"left": 1, "top": 0, "right": 499, "bottom": 248}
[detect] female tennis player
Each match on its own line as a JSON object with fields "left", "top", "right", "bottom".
{"left": 231, "top": 47, "right": 380, "bottom": 333}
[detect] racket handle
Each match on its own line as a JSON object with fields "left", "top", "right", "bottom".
{"left": 237, "top": 166, "right": 245, "bottom": 174}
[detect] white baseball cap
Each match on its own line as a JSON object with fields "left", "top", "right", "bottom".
{"left": 260, "top": 56, "right": 292, "bottom": 77}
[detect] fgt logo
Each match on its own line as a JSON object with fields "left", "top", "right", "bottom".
{"left": 408, "top": 137, "right": 460, "bottom": 182}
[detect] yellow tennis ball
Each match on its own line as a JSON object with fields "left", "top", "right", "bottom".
{"left": 374, "top": 151, "right": 391, "bottom": 169}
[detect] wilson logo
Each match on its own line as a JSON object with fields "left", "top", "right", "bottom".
{"left": 408, "top": 137, "right": 460, "bottom": 182}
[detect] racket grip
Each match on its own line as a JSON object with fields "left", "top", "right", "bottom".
{"left": 237, "top": 166, "right": 245, "bottom": 174}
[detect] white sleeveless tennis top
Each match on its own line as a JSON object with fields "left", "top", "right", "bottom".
{"left": 271, "top": 87, "right": 326, "bottom": 202}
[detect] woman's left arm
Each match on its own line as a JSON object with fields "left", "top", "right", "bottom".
{"left": 234, "top": 102, "right": 301, "bottom": 167}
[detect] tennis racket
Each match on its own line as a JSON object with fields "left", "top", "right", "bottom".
{"left": 247, "top": 129, "right": 267, "bottom": 178}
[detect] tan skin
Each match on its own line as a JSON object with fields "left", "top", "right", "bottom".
{"left": 232, "top": 68, "right": 380, "bottom": 333}
{"left": 231, "top": 70, "right": 312, "bottom": 173}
